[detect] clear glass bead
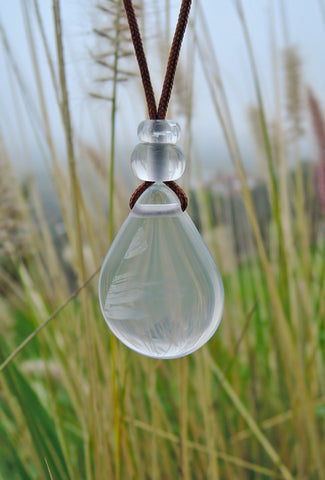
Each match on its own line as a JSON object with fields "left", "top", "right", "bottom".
{"left": 98, "top": 183, "right": 224, "bottom": 359}
{"left": 138, "top": 120, "right": 180, "bottom": 144}
{"left": 131, "top": 143, "right": 186, "bottom": 181}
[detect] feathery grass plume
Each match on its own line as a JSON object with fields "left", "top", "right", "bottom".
{"left": 90, "top": 0, "right": 136, "bottom": 245}
{"left": 248, "top": 108, "right": 284, "bottom": 229}
{"left": 268, "top": 120, "right": 284, "bottom": 168}
{"left": 90, "top": 1, "right": 135, "bottom": 101}
{"left": 248, "top": 105, "right": 265, "bottom": 158}
{"left": 283, "top": 46, "right": 304, "bottom": 139}
{"left": 90, "top": 4, "right": 138, "bottom": 477}
{"left": 247, "top": 105, "right": 273, "bottom": 184}
{"left": 307, "top": 88, "right": 325, "bottom": 216}
{"left": 283, "top": 45, "right": 312, "bottom": 283}
{"left": 0, "top": 136, "right": 30, "bottom": 262}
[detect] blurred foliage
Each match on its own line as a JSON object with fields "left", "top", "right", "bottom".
{"left": 0, "top": 0, "right": 325, "bottom": 479}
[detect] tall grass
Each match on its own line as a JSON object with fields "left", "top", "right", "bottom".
{"left": 0, "top": 1, "right": 324, "bottom": 479}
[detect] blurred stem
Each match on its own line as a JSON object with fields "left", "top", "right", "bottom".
{"left": 109, "top": 50, "right": 118, "bottom": 244}
{"left": 234, "top": 0, "right": 289, "bottom": 315}
{"left": 318, "top": 0, "right": 325, "bottom": 29}
{"left": 22, "top": 0, "right": 72, "bottom": 296}
{"left": 150, "top": 364, "right": 158, "bottom": 480}
{"left": 279, "top": 0, "right": 290, "bottom": 44}
{"left": 165, "top": 0, "right": 170, "bottom": 43}
{"left": 183, "top": 0, "right": 197, "bottom": 193}
{"left": 236, "top": 3, "right": 324, "bottom": 475}
{"left": 53, "top": 2, "right": 99, "bottom": 478}
{"left": 293, "top": 139, "right": 311, "bottom": 278}
{"left": 179, "top": 358, "right": 189, "bottom": 479}
{"left": 110, "top": 335, "right": 121, "bottom": 480}
{"left": 53, "top": 0, "right": 86, "bottom": 283}
{"left": 207, "top": 354, "right": 294, "bottom": 480}
{"left": 201, "top": 351, "right": 220, "bottom": 480}
{"left": 33, "top": 0, "right": 60, "bottom": 104}
{"left": 270, "top": 7, "right": 295, "bottom": 319}
{"left": 108, "top": 3, "right": 123, "bottom": 478}
{"left": 196, "top": 2, "right": 324, "bottom": 475}
{"left": 314, "top": 241, "right": 325, "bottom": 319}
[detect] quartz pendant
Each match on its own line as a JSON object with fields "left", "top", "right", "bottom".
{"left": 98, "top": 120, "right": 224, "bottom": 358}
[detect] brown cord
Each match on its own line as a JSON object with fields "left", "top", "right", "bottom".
{"left": 122, "top": 0, "right": 192, "bottom": 119}
{"left": 129, "top": 181, "right": 154, "bottom": 209}
{"left": 157, "top": 1, "right": 192, "bottom": 119}
{"left": 129, "top": 181, "right": 188, "bottom": 212}
{"left": 164, "top": 181, "right": 188, "bottom": 211}
{"left": 122, "top": 0, "right": 191, "bottom": 209}
{"left": 122, "top": 0, "right": 157, "bottom": 119}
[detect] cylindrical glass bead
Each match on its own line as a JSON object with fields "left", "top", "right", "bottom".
{"left": 131, "top": 143, "right": 186, "bottom": 181}
{"left": 137, "top": 120, "right": 180, "bottom": 144}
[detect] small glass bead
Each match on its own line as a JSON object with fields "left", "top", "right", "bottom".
{"left": 138, "top": 120, "right": 181, "bottom": 144}
{"left": 131, "top": 143, "right": 186, "bottom": 181}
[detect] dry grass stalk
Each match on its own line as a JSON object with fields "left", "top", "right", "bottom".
{"left": 284, "top": 46, "right": 304, "bottom": 139}
{"left": 0, "top": 1, "right": 324, "bottom": 478}
{"left": 308, "top": 88, "right": 325, "bottom": 216}
{"left": 0, "top": 136, "right": 30, "bottom": 261}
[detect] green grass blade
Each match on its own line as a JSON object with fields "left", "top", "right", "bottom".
{"left": 0, "top": 343, "right": 71, "bottom": 480}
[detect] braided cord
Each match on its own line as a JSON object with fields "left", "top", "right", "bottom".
{"left": 122, "top": 0, "right": 157, "bottom": 119}
{"left": 157, "top": 0, "right": 192, "bottom": 119}
{"left": 123, "top": 0, "right": 192, "bottom": 119}
{"left": 122, "top": 0, "right": 192, "bottom": 209}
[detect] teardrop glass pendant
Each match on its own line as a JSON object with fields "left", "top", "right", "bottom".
{"left": 98, "top": 120, "right": 224, "bottom": 358}
{"left": 99, "top": 183, "right": 224, "bottom": 359}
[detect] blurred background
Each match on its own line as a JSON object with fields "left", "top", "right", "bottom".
{"left": 0, "top": 0, "right": 325, "bottom": 478}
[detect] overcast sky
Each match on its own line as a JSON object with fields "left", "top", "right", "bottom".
{"left": 1, "top": 0, "right": 325, "bottom": 180}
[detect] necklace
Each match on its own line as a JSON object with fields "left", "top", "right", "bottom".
{"left": 98, "top": 0, "right": 224, "bottom": 358}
